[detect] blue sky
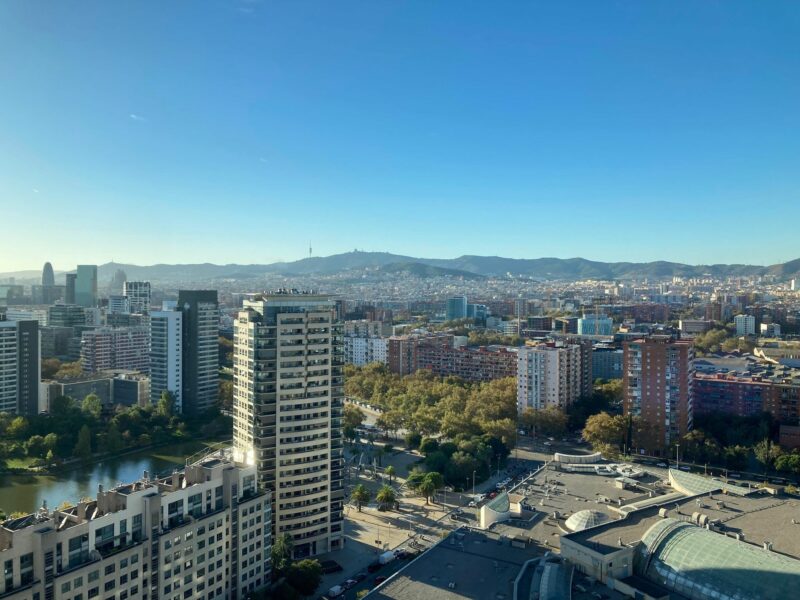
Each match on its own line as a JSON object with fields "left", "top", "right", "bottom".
{"left": 1, "top": 1, "right": 799, "bottom": 271}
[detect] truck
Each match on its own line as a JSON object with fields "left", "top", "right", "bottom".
{"left": 327, "top": 585, "right": 344, "bottom": 598}
{"left": 379, "top": 550, "right": 396, "bottom": 565}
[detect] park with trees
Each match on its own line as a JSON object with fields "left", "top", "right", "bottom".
{"left": 0, "top": 391, "right": 231, "bottom": 472}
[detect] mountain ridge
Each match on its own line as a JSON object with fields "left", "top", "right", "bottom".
{"left": 2, "top": 251, "right": 798, "bottom": 282}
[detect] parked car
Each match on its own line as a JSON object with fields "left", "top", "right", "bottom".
{"left": 367, "top": 562, "right": 382, "bottom": 573}
{"left": 343, "top": 579, "right": 358, "bottom": 590}
{"left": 656, "top": 462, "right": 668, "bottom": 468}
{"left": 468, "top": 500, "right": 478, "bottom": 508}
{"left": 373, "top": 576, "right": 388, "bottom": 586}
{"left": 354, "top": 573, "right": 367, "bottom": 582}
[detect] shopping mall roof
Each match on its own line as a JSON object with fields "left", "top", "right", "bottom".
{"left": 636, "top": 518, "right": 800, "bottom": 600}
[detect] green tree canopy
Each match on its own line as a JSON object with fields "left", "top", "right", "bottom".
{"left": 350, "top": 484, "right": 371, "bottom": 512}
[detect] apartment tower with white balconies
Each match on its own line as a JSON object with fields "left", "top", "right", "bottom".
{"left": 232, "top": 292, "right": 344, "bottom": 558}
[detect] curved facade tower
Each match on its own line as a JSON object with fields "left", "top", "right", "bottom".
{"left": 42, "top": 262, "right": 55, "bottom": 286}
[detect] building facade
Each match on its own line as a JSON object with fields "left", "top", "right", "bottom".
{"left": 150, "top": 309, "right": 184, "bottom": 411}
{"left": 591, "top": 347, "right": 623, "bottom": 380}
{"left": 0, "top": 320, "right": 40, "bottom": 415}
{"left": 343, "top": 336, "right": 388, "bottom": 366}
{"left": 415, "top": 344, "right": 518, "bottom": 383}
{"left": 623, "top": 337, "right": 695, "bottom": 454}
{"left": 516, "top": 343, "right": 581, "bottom": 412}
{"left": 734, "top": 314, "right": 756, "bottom": 336}
{"left": 0, "top": 450, "right": 270, "bottom": 600}
{"left": 232, "top": 292, "right": 344, "bottom": 558}
{"left": 178, "top": 291, "right": 219, "bottom": 416}
{"left": 123, "top": 281, "right": 152, "bottom": 315}
{"left": 75, "top": 265, "right": 98, "bottom": 308}
{"left": 80, "top": 327, "right": 149, "bottom": 374}
{"left": 577, "top": 314, "right": 613, "bottom": 336}
{"left": 445, "top": 296, "right": 467, "bottom": 321}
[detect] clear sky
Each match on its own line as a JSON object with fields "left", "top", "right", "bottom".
{"left": 1, "top": 1, "right": 799, "bottom": 272}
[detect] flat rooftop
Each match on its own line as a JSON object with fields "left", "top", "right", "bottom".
{"left": 566, "top": 490, "right": 800, "bottom": 559}
{"left": 368, "top": 529, "right": 534, "bottom": 600}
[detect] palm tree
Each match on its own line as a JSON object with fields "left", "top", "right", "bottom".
{"left": 423, "top": 472, "right": 444, "bottom": 504}
{"left": 418, "top": 479, "right": 435, "bottom": 505}
{"left": 385, "top": 465, "right": 396, "bottom": 484}
{"left": 376, "top": 485, "right": 396, "bottom": 510}
{"left": 350, "top": 484, "right": 371, "bottom": 512}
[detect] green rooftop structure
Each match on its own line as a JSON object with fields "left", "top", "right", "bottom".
{"left": 636, "top": 518, "right": 800, "bottom": 600}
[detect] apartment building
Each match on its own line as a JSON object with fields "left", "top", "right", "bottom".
{"left": 734, "top": 314, "right": 756, "bottom": 336}
{"left": 0, "top": 449, "right": 270, "bottom": 600}
{"left": 343, "top": 320, "right": 392, "bottom": 338}
{"left": 387, "top": 333, "right": 453, "bottom": 375}
{"left": 232, "top": 292, "right": 344, "bottom": 558}
{"left": 0, "top": 320, "right": 40, "bottom": 415}
{"left": 415, "top": 344, "right": 518, "bottom": 383}
{"left": 344, "top": 336, "right": 388, "bottom": 366}
{"left": 177, "top": 291, "right": 219, "bottom": 416}
{"left": 123, "top": 282, "right": 152, "bottom": 315}
{"left": 516, "top": 343, "right": 582, "bottom": 412}
{"left": 623, "top": 337, "right": 695, "bottom": 455}
{"left": 80, "top": 327, "right": 149, "bottom": 374}
{"left": 150, "top": 309, "right": 183, "bottom": 410}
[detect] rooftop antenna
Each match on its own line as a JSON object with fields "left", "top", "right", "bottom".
{"left": 309, "top": 242, "right": 312, "bottom": 258}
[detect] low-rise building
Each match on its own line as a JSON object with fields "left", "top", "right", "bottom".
{"left": 0, "top": 449, "right": 271, "bottom": 600}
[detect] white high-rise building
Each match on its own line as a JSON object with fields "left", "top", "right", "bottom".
{"left": 344, "top": 336, "right": 388, "bottom": 365}
{"left": 734, "top": 314, "right": 756, "bottom": 336}
{"left": 516, "top": 343, "right": 581, "bottom": 412}
{"left": 123, "top": 281, "right": 152, "bottom": 314}
{"left": 150, "top": 309, "right": 183, "bottom": 411}
{"left": 233, "top": 292, "right": 344, "bottom": 558}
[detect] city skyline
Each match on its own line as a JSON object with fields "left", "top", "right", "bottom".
{"left": 2, "top": 2, "right": 800, "bottom": 270}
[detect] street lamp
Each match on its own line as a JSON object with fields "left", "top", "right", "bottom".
{"left": 472, "top": 470, "right": 477, "bottom": 497}
{"left": 675, "top": 443, "right": 680, "bottom": 469}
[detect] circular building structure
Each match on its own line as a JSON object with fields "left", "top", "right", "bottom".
{"left": 564, "top": 510, "right": 610, "bottom": 532}
{"left": 635, "top": 518, "right": 800, "bottom": 600}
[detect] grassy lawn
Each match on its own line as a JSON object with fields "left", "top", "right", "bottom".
{"left": 5, "top": 457, "right": 33, "bottom": 469}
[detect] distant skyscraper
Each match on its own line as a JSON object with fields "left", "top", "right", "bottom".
{"left": 446, "top": 296, "right": 468, "bottom": 321}
{"left": 0, "top": 320, "right": 40, "bottom": 415}
{"left": 123, "top": 281, "right": 152, "bottom": 314}
{"left": 109, "top": 268, "right": 128, "bottom": 294}
{"left": 74, "top": 265, "right": 98, "bottom": 308}
{"left": 178, "top": 290, "right": 219, "bottom": 415}
{"left": 623, "top": 336, "right": 694, "bottom": 455}
{"left": 150, "top": 308, "right": 183, "bottom": 411}
{"left": 107, "top": 295, "right": 130, "bottom": 314}
{"left": 65, "top": 273, "right": 77, "bottom": 304}
{"left": 233, "top": 292, "right": 344, "bottom": 557}
{"left": 42, "top": 262, "right": 55, "bottom": 286}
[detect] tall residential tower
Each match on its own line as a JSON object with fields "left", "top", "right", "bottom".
{"left": 233, "top": 292, "right": 344, "bottom": 558}
{"left": 178, "top": 290, "right": 219, "bottom": 415}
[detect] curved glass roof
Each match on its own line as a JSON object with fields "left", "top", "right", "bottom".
{"left": 485, "top": 491, "right": 510, "bottom": 513}
{"left": 669, "top": 468, "right": 753, "bottom": 496}
{"left": 565, "top": 510, "right": 610, "bottom": 532}
{"left": 637, "top": 518, "right": 800, "bottom": 600}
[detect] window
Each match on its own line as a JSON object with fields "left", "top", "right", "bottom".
{"left": 61, "top": 582, "right": 72, "bottom": 594}
{"left": 88, "top": 587, "right": 99, "bottom": 598}
{"left": 95, "top": 524, "right": 115, "bottom": 547}
{"left": 20, "top": 553, "right": 34, "bottom": 585}
{"left": 104, "top": 564, "right": 115, "bottom": 575}
{"left": 89, "top": 570, "right": 100, "bottom": 583}
{"left": 74, "top": 576, "right": 84, "bottom": 588}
